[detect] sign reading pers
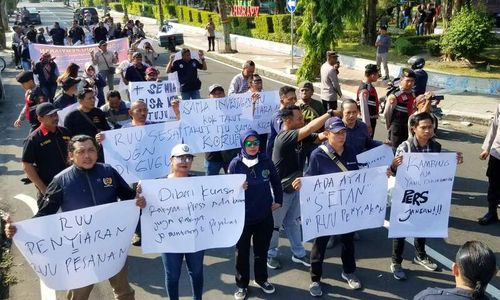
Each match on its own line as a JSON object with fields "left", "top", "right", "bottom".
{"left": 389, "top": 153, "right": 457, "bottom": 238}
{"left": 140, "top": 174, "right": 246, "bottom": 253}
{"left": 299, "top": 166, "right": 388, "bottom": 241}
{"left": 286, "top": 0, "right": 297, "bottom": 13}
{"left": 129, "top": 81, "right": 179, "bottom": 122}
{"left": 12, "top": 201, "right": 139, "bottom": 290}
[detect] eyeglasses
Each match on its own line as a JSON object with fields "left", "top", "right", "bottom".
{"left": 244, "top": 140, "right": 260, "bottom": 147}
{"left": 173, "top": 155, "right": 193, "bottom": 163}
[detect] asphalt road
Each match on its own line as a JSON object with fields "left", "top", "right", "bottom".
{"left": 0, "top": 2, "right": 498, "bottom": 300}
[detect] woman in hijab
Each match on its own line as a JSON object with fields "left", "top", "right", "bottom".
{"left": 82, "top": 62, "right": 106, "bottom": 107}
{"left": 228, "top": 129, "right": 283, "bottom": 300}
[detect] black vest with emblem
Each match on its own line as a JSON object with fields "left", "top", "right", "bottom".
{"left": 356, "top": 82, "right": 379, "bottom": 117}
{"left": 390, "top": 87, "right": 415, "bottom": 125}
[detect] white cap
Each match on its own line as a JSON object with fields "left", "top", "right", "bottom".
{"left": 170, "top": 144, "right": 194, "bottom": 157}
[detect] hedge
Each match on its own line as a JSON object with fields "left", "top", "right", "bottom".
{"left": 128, "top": 2, "right": 154, "bottom": 18}
{"left": 152, "top": 3, "right": 177, "bottom": 21}
{"left": 109, "top": 2, "right": 123, "bottom": 12}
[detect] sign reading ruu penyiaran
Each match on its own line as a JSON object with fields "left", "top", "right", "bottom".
{"left": 12, "top": 201, "right": 139, "bottom": 290}
{"left": 28, "top": 38, "right": 129, "bottom": 73}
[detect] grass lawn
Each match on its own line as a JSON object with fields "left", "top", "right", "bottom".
{"left": 336, "top": 42, "right": 500, "bottom": 79}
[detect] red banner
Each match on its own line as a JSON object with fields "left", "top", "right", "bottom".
{"left": 231, "top": 5, "right": 260, "bottom": 17}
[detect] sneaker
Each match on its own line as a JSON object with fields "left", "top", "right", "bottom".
{"left": 267, "top": 257, "right": 281, "bottom": 269}
{"left": 292, "top": 255, "right": 311, "bottom": 267}
{"left": 341, "top": 272, "right": 362, "bottom": 290}
{"left": 234, "top": 287, "right": 248, "bottom": 300}
{"left": 390, "top": 263, "right": 407, "bottom": 280}
{"left": 478, "top": 212, "right": 499, "bottom": 225}
{"left": 254, "top": 280, "right": 275, "bottom": 294}
{"left": 131, "top": 233, "right": 141, "bottom": 246}
{"left": 309, "top": 282, "right": 323, "bottom": 297}
{"left": 414, "top": 256, "right": 438, "bottom": 271}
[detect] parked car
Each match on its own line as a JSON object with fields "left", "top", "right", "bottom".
{"left": 15, "top": 7, "right": 42, "bottom": 25}
{"left": 73, "top": 7, "right": 99, "bottom": 26}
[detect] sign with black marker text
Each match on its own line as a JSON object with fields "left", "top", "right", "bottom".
{"left": 129, "top": 81, "right": 179, "bottom": 122}
{"left": 389, "top": 153, "right": 457, "bottom": 238}
{"left": 102, "top": 121, "right": 182, "bottom": 184}
{"left": 12, "top": 201, "right": 139, "bottom": 290}
{"left": 140, "top": 174, "right": 246, "bottom": 253}
{"left": 299, "top": 166, "right": 388, "bottom": 241}
{"left": 252, "top": 91, "right": 280, "bottom": 134}
{"left": 356, "top": 144, "right": 394, "bottom": 169}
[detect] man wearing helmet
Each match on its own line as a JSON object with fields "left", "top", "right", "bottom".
{"left": 408, "top": 56, "right": 428, "bottom": 97}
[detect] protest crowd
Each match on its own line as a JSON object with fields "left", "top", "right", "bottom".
{"left": 3, "top": 11, "right": 499, "bottom": 300}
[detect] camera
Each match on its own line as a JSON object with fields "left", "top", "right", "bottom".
{"left": 429, "top": 95, "right": 444, "bottom": 101}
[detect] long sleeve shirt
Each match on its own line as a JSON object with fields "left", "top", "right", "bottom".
{"left": 228, "top": 73, "right": 249, "bottom": 95}
{"left": 320, "top": 62, "right": 342, "bottom": 102}
{"left": 482, "top": 104, "right": 500, "bottom": 160}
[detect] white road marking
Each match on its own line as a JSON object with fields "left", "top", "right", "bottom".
{"left": 383, "top": 220, "right": 500, "bottom": 298}
{"left": 14, "top": 194, "right": 57, "bottom": 300}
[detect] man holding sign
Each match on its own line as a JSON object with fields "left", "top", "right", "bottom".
{"left": 5, "top": 135, "right": 146, "bottom": 299}
{"left": 296, "top": 117, "right": 362, "bottom": 296}
{"left": 388, "top": 112, "right": 463, "bottom": 281}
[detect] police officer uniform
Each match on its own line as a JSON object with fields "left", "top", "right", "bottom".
{"left": 22, "top": 103, "right": 71, "bottom": 205}
{"left": 16, "top": 71, "right": 48, "bottom": 132}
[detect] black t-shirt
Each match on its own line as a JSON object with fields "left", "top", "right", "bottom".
{"left": 171, "top": 59, "right": 203, "bottom": 92}
{"left": 272, "top": 129, "right": 317, "bottom": 179}
{"left": 125, "top": 64, "right": 146, "bottom": 82}
{"left": 49, "top": 28, "right": 66, "bottom": 45}
{"left": 68, "top": 26, "right": 85, "bottom": 44}
{"left": 414, "top": 287, "right": 489, "bottom": 300}
{"left": 26, "top": 86, "right": 48, "bottom": 129}
{"left": 36, "top": 33, "right": 47, "bottom": 44}
{"left": 424, "top": 8, "right": 435, "bottom": 23}
{"left": 93, "top": 27, "right": 108, "bottom": 43}
{"left": 26, "top": 30, "right": 37, "bottom": 43}
{"left": 22, "top": 126, "right": 71, "bottom": 185}
{"left": 54, "top": 93, "right": 77, "bottom": 109}
{"left": 418, "top": 9, "right": 427, "bottom": 23}
{"left": 64, "top": 108, "right": 110, "bottom": 137}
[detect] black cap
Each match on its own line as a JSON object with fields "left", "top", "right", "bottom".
{"left": 132, "top": 52, "right": 142, "bottom": 58}
{"left": 36, "top": 103, "right": 59, "bottom": 117}
{"left": 62, "top": 77, "right": 81, "bottom": 90}
{"left": 98, "top": 40, "right": 107, "bottom": 46}
{"left": 16, "top": 71, "right": 34, "bottom": 83}
{"left": 298, "top": 81, "right": 314, "bottom": 90}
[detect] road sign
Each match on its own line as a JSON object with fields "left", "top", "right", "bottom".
{"left": 286, "top": 0, "right": 296, "bottom": 13}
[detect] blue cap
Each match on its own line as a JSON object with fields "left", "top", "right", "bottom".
{"left": 324, "top": 117, "right": 346, "bottom": 133}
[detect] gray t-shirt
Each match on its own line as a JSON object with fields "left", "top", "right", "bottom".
{"left": 376, "top": 34, "right": 391, "bottom": 54}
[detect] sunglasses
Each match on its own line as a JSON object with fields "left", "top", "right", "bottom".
{"left": 244, "top": 140, "right": 260, "bottom": 147}
{"left": 173, "top": 155, "right": 193, "bottom": 163}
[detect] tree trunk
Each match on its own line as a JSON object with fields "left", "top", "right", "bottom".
{"left": 453, "top": 0, "right": 464, "bottom": 15}
{"left": 122, "top": 0, "right": 129, "bottom": 22}
{"left": 217, "top": 0, "right": 233, "bottom": 53}
{"left": 362, "top": 0, "right": 377, "bottom": 46}
{"left": 157, "top": 0, "right": 164, "bottom": 25}
{"left": 103, "top": 0, "right": 108, "bottom": 15}
{"left": 0, "top": 0, "right": 8, "bottom": 49}
{"left": 442, "top": 0, "right": 454, "bottom": 28}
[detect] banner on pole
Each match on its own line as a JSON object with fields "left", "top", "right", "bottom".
{"left": 12, "top": 201, "right": 139, "bottom": 290}
{"left": 388, "top": 153, "right": 457, "bottom": 238}
{"left": 140, "top": 174, "right": 246, "bottom": 253}
{"left": 102, "top": 121, "right": 182, "bottom": 184}
{"left": 29, "top": 38, "right": 129, "bottom": 73}
{"left": 299, "top": 166, "right": 388, "bottom": 241}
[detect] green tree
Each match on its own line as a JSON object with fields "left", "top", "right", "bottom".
{"left": 440, "top": 7, "right": 493, "bottom": 61}
{"left": 297, "top": 0, "right": 363, "bottom": 81}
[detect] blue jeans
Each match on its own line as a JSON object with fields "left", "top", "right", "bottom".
{"left": 204, "top": 160, "right": 227, "bottom": 176}
{"left": 181, "top": 90, "right": 201, "bottom": 100}
{"left": 41, "top": 84, "right": 57, "bottom": 102}
{"left": 268, "top": 190, "right": 306, "bottom": 258}
{"left": 161, "top": 251, "right": 204, "bottom": 300}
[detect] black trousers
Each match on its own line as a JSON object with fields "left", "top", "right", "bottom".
{"left": 486, "top": 155, "right": 500, "bottom": 214}
{"left": 207, "top": 36, "right": 215, "bottom": 51}
{"left": 389, "top": 122, "right": 409, "bottom": 148}
{"left": 310, "top": 232, "right": 356, "bottom": 283}
{"left": 370, "top": 118, "right": 377, "bottom": 139}
{"left": 321, "top": 99, "right": 337, "bottom": 111}
{"left": 12, "top": 44, "right": 20, "bottom": 66}
{"left": 235, "top": 214, "right": 274, "bottom": 288}
{"left": 392, "top": 238, "right": 426, "bottom": 264}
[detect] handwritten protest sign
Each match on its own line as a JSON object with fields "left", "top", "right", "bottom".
{"left": 356, "top": 144, "right": 395, "bottom": 169}
{"left": 252, "top": 91, "right": 280, "bottom": 134}
{"left": 102, "top": 121, "right": 182, "bottom": 184}
{"left": 299, "top": 166, "right": 388, "bottom": 241}
{"left": 128, "top": 81, "right": 179, "bottom": 122}
{"left": 173, "top": 49, "right": 201, "bottom": 62}
{"left": 12, "top": 201, "right": 139, "bottom": 290}
{"left": 140, "top": 174, "right": 246, "bottom": 253}
{"left": 180, "top": 95, "right": 254, "bottom": 153}
{"left": 29, "top": 38, "right": 129, "bottom": 73}
{"left": 389, "top": 153, "right": 457, "bottom": 238}
{"left": 57, "top": 102, "right": 79, "bottom": 127}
